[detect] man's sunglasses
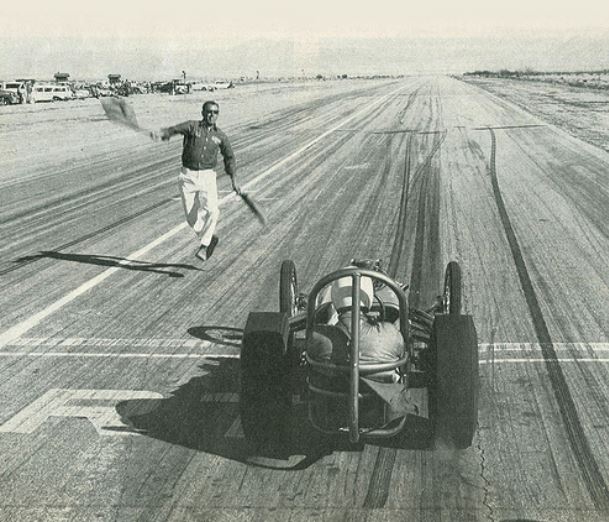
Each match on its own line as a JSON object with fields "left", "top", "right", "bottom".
{"left": 204, "top": 109, "right": 219, "bottom": 114}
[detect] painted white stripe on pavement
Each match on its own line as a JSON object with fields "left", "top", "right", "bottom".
{"left": 1, "top": 351, "right": 609, "bottom": 364}
{"left": 1, "top": 341, "right": 609, "bottom": 364}
{"left": 480, "top": 359, "right": 609, "bottom": 364}
{"left": 0, "top": 352, "right": 240, "bottom": 359}
{"left": 479, "top": 342, "right": 609, "bottom": 351}
{"left": 9, "top": 337, "right": 223, "bottom": 348}
{"left": 5, "top": 338, "right": 607, "bottom": 351}
{"left": 0, "top": 85, "right": 405, "bottom": 349}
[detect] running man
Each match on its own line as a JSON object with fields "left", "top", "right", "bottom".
{"left": 151, "top": 101, "right": 240, "bottom": 261}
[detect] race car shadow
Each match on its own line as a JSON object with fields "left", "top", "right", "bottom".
{"left": 187, "top": 326, "right": 243, "bottom": 347}
{"left": 115, "top": 358, "right": 249, "bottom": 462}
{"left": 15, "top": 250, "right": 201, "bottom": 277}
{"left": 115, "top": 358, "right": 435, "bottom": 470}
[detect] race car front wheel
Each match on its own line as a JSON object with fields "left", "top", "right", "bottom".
{"left": 280, "top": 260, "right": 298, "bottom": 317}
{"left": 432, "top": 313, "right": 478, "bottom": 449}
{"left": 442, "top": 261, "right": 462, "bottom": 315}
{"left": 280, "top": 259, "right": 300, "bottom": 366}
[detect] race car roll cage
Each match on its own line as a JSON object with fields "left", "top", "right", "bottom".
{"left": 240, "top": 259, "right": 478, "bottom": 452}
{"left": 302, "top": 267, "right": 409, "bottom": 443}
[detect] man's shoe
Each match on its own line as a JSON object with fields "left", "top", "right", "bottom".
{"left": 206, "top": 235, "right": 219, "bottom": 259}
{"left": 195, "top": 244, "right": 208, "bottom": 262}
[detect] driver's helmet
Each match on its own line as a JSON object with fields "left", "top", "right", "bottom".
{"left": 331, "top": 272, "right": 374, "bottom": 313}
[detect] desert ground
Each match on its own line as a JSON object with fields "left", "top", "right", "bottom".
{"left": 1, "top": 75, "right": 609, "bottom": 521}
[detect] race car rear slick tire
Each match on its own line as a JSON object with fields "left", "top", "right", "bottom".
{"left": 443, "top": 261, "right": 462, "bottom": 315}
{"left": 240, "top": 316, "right": 291, "bottom": 446}
{"left": 432, "top": 314, "right": 478, "bottom": 449}
{"left": 240, "top": 368, "right": 290, "bottom": 446}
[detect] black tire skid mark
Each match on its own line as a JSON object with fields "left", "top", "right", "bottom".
{"left": 487, "top": 127, "right": 609, "bottom": 511}
{"left": 363, "top": 130, "right": 446, "bottom": 510}
{"left": 387, "top": 132, "right": 413, "bottom": 278}
{"left": 397, "top": 85, "right": 424, "bottom": 127}
{"left": 408, "top": 131, "right": 447, "bottom": 307}
{"left": 362, "top": 446, "right": 398, "bottom": 509}
{"left": 346, "top": 133, "right": 402, "bottom": 251}
{"left": 387, "top": 129, "right": 447, "bottom": 284}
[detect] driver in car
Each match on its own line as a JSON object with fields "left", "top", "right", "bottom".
{"left": 307, "top": 261, "right": 417, "bottom": 423}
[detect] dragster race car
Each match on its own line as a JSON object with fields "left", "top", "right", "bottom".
{"left": 240, "top": 259, "right": 479, "bottom": 449}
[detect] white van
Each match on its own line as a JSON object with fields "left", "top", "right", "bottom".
{"left": 31, "top": 83, "right": 55, "bottom": 103}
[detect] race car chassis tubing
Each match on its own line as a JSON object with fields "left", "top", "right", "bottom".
{"left": 304, "top": 268, "right": 409, "bottom": 443}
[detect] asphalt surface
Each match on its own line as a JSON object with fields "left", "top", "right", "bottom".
{"left": 1, "top": 76, "right": 609, "bottom": 521}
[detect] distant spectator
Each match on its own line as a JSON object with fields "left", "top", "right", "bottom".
{"left": 26, "top": 82, "right": 33, "bottom": 104}
{"left": 17, "top": 84, "right": 25, "bottom": 104}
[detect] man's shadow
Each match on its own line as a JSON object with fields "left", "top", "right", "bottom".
{"left": 15, "top": 250, "right": 201, "bottom": 277}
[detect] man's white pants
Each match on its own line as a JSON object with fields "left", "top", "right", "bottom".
{"left": 178, "top": 167, "right": 219, "bottom": 247}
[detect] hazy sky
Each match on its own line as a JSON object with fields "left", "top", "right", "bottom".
{"left": 2, "top": 0, "right": 609, "bottom": 79}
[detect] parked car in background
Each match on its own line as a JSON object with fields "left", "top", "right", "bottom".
{"left": 73, "top": 88, "right": 90, "bottom": 100}
{"left": 214, "top": 80, "right": 234, "bottom": 89}
{"left": 157, "top": 81, "right": 189, "bottom": 94}
{"left": 0, "top": 89, "right": 19, "bottom": 105}
{"left": 1, "top": 81, "right": 25, "bottom": 95}
{"left": 52, "top": 85, "right": 74, "bottom": 101}
{"left": 190, "top": 82, "right": 215, "bottom": 92}
{"left": 174, "top": 83, "right": 189, "bottom": 94}
{"left": 97, "top": 87, "right": 113, "bottom": 97}
{"left": 1, "top": 81, "right": 25, "bottom": 103}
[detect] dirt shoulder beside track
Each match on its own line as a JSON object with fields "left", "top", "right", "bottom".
{"left": 459, "top": 75, "right": 609, "bottom": 154}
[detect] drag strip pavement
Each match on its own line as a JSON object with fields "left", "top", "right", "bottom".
{"left": 1, "top": 76, "right": 609, "bottom": 521}
{"left": 487, "top": 127, "right": 609, "bottom": 510}
{"left": 0, "top": 82, "right": 406, "bottom": 350}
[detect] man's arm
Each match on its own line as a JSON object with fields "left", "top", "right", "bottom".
{"left": 150, "top": 121, "right": 192, "bottom": 142}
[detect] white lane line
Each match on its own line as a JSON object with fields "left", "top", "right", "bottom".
{"left": 0, "top": 353, "right": 606, "bottom": 364}
{"left": 5, "top": 338, "right": 607, "bottom": 350}
{"left": 0, "top": 352, "right": 240, "bottom": 359}
{"left": 480, "top": 359, "right": 609, "bottom": 364}
{"left": 1, "top": 341, "right": 609, "bottom": 364}
{"left": 8, "top": 337, "right": 231, "bottom": 348}
{"left": 1, "top": 350, "right": 609, "bottom": 364}
{"left": 479, "top": 342, "right": 609, "bottom": 351}
{"left": 0, "top": 85, "right": 406, "bottom": 350}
